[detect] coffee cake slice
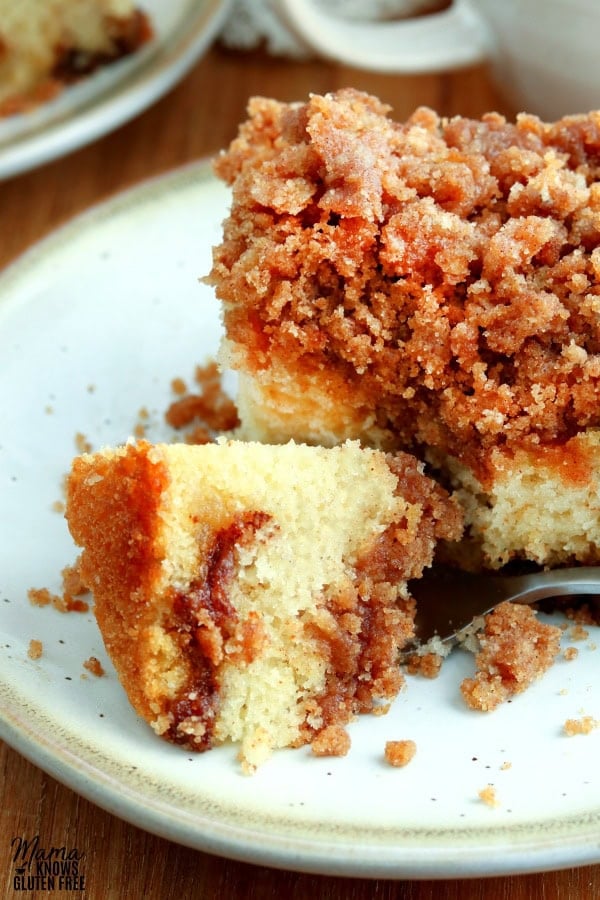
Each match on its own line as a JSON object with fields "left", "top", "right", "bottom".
{"left": 66, "top": 439, "right": 461, "bottom": 770}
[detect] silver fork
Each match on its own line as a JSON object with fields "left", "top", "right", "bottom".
{"left": 406, "top": 565, "right": 600, "bottom": 649}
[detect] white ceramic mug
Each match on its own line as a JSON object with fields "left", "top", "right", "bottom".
{"left": 272, "top": 0, "right": 600, "bottom": 119}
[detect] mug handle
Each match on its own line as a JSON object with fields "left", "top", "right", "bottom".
{"left": 272, "top": 0, "right": 491, "bottom": 73}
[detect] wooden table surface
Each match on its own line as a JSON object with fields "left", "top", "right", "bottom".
{"left": 1, "top": 42, "right": 598, "bottom": 900}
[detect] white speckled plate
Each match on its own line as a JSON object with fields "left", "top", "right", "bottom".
{"left": 0, "top": 0, "right": 231, "bottom": 180}
{"left": 1, "top": 163, "right": 600, "bottom": 878}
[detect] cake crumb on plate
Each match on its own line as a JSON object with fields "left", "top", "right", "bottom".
{"left": 83, "top": 656, "right": 105, "bottom": 677}
{"left": 478, "top": 785, "right": 499, "bottom": 808}
{"left": 384, "top": 740, "right": 416, "bottom": 767}
{"left": 311, "top": 725, "right": 351, "bottom": 758}
{"left": 563, "top": 716, "right": 599, "bottom": 736}
{"left": 27, "top": 639, "right": 43, "bottom": 660}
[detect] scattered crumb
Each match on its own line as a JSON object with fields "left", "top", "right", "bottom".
{"left": 45, "top": 405, "right": 53, "bottom": 414}
{"left": 564, "top": 604, "right": 600, "bottom": 626}
{"left": 569, "top": 624, "right": 589, "bottom": 641}
{"left": 27, "top": 639, "right": 43, "bottom": 660}
{"left": 83, "top": 656, "right": 105, "bottom": 677}
{"left": 564, "top": 716, "right": 599, "bottom": 736}
{"left": 61, "top": 562, "right": 87, "bottom": 598}
{"left": 51, "top": 500, "right": 65, "bottom": 514}
{"left": 405, "top": 651, "right": 443, "bottom": 678}
{"left": 564, "top": 646, "right": 579, "bottom": 661}
{"left": 559, "top": 688, "right": 569, "bottom": 696}
{"left": 384, "top": 740, "right": 416, "bottom": 767}
{"left": 478, "top": 785, "right": 499, "bottom": 808}
{"left": 28, "top": 563, "right": 89, "bottom": 614}
{"left": 87, "top": 384, "right": 96, "bottom": 393}
{"left": 48, "top": 593, "right": 89, "bottom": 613}
{"left": 58, "top": 562, "right": 90, "bottom": 612}
{"left": 500, "top": 761, "right": 512, "bottom": 771}
{"left": 311, "top": 725, "right": 351, "bottom": 757}
{"left": 460, "top": 602, "right": 561, "bottom": 711}
{"left": 171, "top": 377, "right": 187, "bottom": 396}
{"left": 183, "top": 425, "right": 213, "bottom": 445}
{"left": 132, "top": 406, "right": 152, "bottom": 439}
{"left": 75, "top": 432, "right": 92, "bottom": 453}
{"left": 165, "top": 360, "right": 239, "bottom": 442}
{"left": 27, "top": 587, "right": 53, "bottom": 607}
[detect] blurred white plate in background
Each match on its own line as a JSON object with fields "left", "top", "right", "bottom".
{"left": 0, "top": 0, "right": 231, "bottom": 180}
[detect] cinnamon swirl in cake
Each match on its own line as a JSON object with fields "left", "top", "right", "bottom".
{"left": 66, "top": 439, "right": 461, "bottom": 769}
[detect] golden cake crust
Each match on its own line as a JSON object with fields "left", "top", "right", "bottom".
{"left": 67, "top": 441, "right": 171, "bottom": 727}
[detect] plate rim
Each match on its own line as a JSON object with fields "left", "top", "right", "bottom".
{"left": 1, "top": 162, "right": 600, "bottom": 879}
{"left": 3, "top": 695, "right": 600, "bottom": 879}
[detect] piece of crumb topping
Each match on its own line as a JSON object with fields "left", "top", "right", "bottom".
{"left": 384, "top": 739, "right": 416, "bottom": 767}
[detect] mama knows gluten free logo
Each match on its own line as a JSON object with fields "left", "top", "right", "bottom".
{"left": 11, "top": 835, "right": 86, "bottom": 892}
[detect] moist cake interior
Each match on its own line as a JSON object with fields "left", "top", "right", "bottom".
{"left": 66, "top": 439, "right": 461, "bottom": 769}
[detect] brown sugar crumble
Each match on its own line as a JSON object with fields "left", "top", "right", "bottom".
{"left": 564, "top": 716, "right": 599, "bottom": 736}
{"left": 384, "top": 739, "right": 416, "bottom": 767}
{"left": 165, "top": 361, "right": 239, "bottom": 444}
{"left": 27, "top": 639, "right": 43, "bottom": 660}
{"left": 405, "top": 651, "right": 444, "bottom": 679}
{"left": 83, "top": 656, "right": 105, "bottom": 677}
{"left": 209, "top": 90, "right": 600, "bottom": 485}
{"left": 310, "top": 724, "right": 351, "bottom": 757}
{"left": 460, "top": 602, "right": 562, "bottom": 711}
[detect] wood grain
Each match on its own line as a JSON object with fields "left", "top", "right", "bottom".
{"left": 0, "top": 45, "right": 598, "bottom": 899}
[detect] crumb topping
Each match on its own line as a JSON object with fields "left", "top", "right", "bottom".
{"left": 564, "top": 715, "right": 599, "bottom": 735}
{"left": 27, "top": 583, "right": 88, "bottom": 614}
{"left": 27, "top": 639, "right": 43, "bottom": 660}
{"left": 311, "top": 723, "right": 351, "bottom": 757}
{"left": 165, "top": 361, "right": 239, "bottom": 443}
{"left": 405, "top": 651, "right": 443, "bottom": 678}
{"left": 210, "top": 89, "right": 600, "bottom": 482}
{"left": 83, "top": 656, "right": 105, "bottom": 677}
{"left": 384, "top": 739, "right": 416, "bottom": 767}
{"left": 478, "top": 785, "right": 499, "bottom": 807}
{"left": 460, "top": 602, "right": 562, "bottom": 711}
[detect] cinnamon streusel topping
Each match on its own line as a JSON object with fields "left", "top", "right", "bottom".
{"left": 210, "top": 90, "right": 600, "bottom": 485}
